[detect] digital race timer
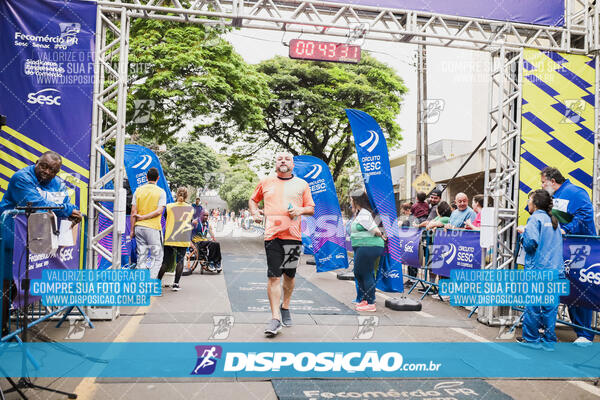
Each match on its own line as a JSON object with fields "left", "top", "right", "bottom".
{"left": 288, "top": 39, "right": 361, "bottom": 64}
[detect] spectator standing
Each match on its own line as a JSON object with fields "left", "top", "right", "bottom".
{"left": 192, "top": 197, "right": 203, "bottom": 220}
{"left": 418, "top": 189, "right": 443, "bottom": 228}
{"left": 424, "top": 201, "right": 453, "bottom": 290}
{"left": 350, "top": 190, "right": 386, "bottom": 312}
{"left": 446, "top": 193, "right": 477, "bottom": 229}
{"left": 516, "top": 190, "right": 563, "bottom": 350}
{"left": 541, "top": 166, "right": 597, "bottom": 346}
{"left": 398, "top": 202, "right": 418, "bottom": 284}
{"left": 465, "top": 194, "right": 485, "bottom": 230}
{"left": 130, "top": 167, "right": 167, "bottom": 279}
{"left": 411, "top": 192, "right": 430, "bottom": 223}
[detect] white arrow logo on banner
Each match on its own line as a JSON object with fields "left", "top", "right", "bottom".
{"left": 132, "top": 155, "right": 153, "bottom": 169}
{"left": 443, "top": 243, "right": 457, "bottom": 264}
{"left": 358, "top": 130, "right": 380, "bottom": 152}
{"left": 304, "top": 164, "right": 322, "bottom": 179}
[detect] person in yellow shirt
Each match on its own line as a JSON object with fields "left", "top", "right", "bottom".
{"left": 158, "top": 187, "right": 194, "bottom": 291}
{"left": 130, "top": 168, "right": 167, "bottom": 279}
{"left": 249, "top": 152, "right": 315, "bottom": 337}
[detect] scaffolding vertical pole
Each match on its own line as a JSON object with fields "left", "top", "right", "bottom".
{"left": 87, "top": 6, "right": 131, "bottom": 319}
{"left": 112, "top": 9, "right": 130, "bottom": 269}
{"left": 480, "top": 46, "right": 523, "bottom": 326}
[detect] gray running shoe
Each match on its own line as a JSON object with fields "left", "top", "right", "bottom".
{"left": 280, "top": 306, "right": 292, "bottom": 327}
{"left": 264, "top": 319, "right": 282, "bottom": 337}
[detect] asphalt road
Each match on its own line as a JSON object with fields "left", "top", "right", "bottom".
{"left": 2, "top": 221, "right": 599, "bottom": 400}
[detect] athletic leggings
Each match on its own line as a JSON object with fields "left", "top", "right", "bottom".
{"left": 158, "top": 246, "right": 187, "bottom": 284}
{"left": 353, "top": 246, "right": 384, "bottom": 304}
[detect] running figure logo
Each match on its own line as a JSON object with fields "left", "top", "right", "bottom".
{"left": 191, "top": 345, "right": 223, "bottom": 375}
{"left": 210, "top": 316, "right": 234, "bottom": 340}
{"left": 281, "top": 244, "right": 302, "bottom": 269}
{"left": 353, "top": 316, "right": 379, "bottom": 339}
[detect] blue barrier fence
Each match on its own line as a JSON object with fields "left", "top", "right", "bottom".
{"left": 344, "top": 226, "right": 600, "bottom": 334}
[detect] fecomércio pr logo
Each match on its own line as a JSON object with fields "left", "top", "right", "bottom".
{"left": 191, "top": 345, "right": 222, "bottom": 375}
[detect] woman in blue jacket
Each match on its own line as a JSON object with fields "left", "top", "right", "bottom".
{"left": 516, "top": 189, "right": 564, "bottom": 350}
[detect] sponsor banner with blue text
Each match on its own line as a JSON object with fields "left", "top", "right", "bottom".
{"left": 431, "top": 230, "right": 482, "bottom": 278}
{"left": 561, "top": 235, "right": 600, "bottom": 310}
{"left": 294, "top": 155, "right": 348, "bottom": 272}
{"left": 0, "top": 342, "right": 598, "bottom": 378}
{"left": 0, "top": 0, "right": 96, "bottom": 215}
{"left": 397, "top": 228, "right": 422, "bottom": 268}
{"left": 97, "top": 145, "right": 173, "bottom": 269}
{"left": 124, "top": 144, "right": 173, "bottom": 199}
{"left": 347, "top": 109, "right": 403, "bottom": 292}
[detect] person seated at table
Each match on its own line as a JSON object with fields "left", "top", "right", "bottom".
{"left": 192, "top": 210, "right": 222, "bottom": 272}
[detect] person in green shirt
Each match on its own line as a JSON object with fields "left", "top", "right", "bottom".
{"left": 350, "top": 190, "right": 387, "bottom": 312}
{"left": 424, "top": 201, "right": 452, "bottom": 288}
{"left": 425, "top": 201, "right": 452, "bottom": 230}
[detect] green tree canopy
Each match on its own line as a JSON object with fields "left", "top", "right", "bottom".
{"left": 161, "top": 141, "right": 220, "bottom": 191}
{"left": 126, "top": 20, "right": 271, "bottom": 143}
{"left": 208, "top": 54, "right": 407, "bottom": 182}
{"left": 218, "top": 158, "right": 259, "bottom": 212}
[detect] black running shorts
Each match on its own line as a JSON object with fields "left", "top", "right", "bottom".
{"left": 264, "top": 238, "right": 302, "bottom": 278}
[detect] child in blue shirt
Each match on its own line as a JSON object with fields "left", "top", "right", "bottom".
{"left": 516, "top": 189, "right": 564, "bottom": 350}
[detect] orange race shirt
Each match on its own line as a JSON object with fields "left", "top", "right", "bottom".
{"left": 251, "top": 175, "right": 315, "bottom": 241}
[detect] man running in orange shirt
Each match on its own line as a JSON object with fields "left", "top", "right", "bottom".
{"left": 249, "top": 152, "right": 315, "bottom": 337}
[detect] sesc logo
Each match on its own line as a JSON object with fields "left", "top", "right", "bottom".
{"left": 132, "top": 154, "right": 153, "bottom": 170}
{"left": 59, "top": 247, "right": 74, "bottom": 262}
{"left": 304, "top": 164, "right": 322, "bottom": 179}
{"left": 27, "top": 89, "right": 61, "bottom": 106}
{"left": 579, "top": 263, "right": 600, "bottom": 285}
{"left": 358, "top": 130, "right": 380, "bottom": 153}
{"left": 191, "top": 345, "right": 222, "bottom": 375}
{"left": 382, "top": 269, "right": 400, "bottom": 279}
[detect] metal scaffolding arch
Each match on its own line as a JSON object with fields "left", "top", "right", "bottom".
{"left": 87, "top": 0, "right": 600, "bottom": 323}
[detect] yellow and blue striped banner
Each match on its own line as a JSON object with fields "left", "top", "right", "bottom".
{"left": 0, "top": 125, "right": 89, "bottom": 215}
{"left": 519, "top": 49, "right": 596, "bottom": 225}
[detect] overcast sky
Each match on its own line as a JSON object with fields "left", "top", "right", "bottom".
{"left": 201, "top": 28, "right": 487, "bottom": 175}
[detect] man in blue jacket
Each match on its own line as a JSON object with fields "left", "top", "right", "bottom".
{"left": 0, "top": 151, "right": 82, "bottom": 223}
{"left": 541, "top": 167, "right": 596, "bottom": 346}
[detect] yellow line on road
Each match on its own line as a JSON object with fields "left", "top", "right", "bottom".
{"left": 74, "top": 298, "right": 155, "bottom": 399}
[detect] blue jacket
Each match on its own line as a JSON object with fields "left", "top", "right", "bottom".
{"left": 521, "top": 210, "right": 564, "bottom": 271}
{"left": 552, "top": 180, "right": 596, "bottom": 236}
{"left": 0, "top": 165, "right": 76, "bottom": 218}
